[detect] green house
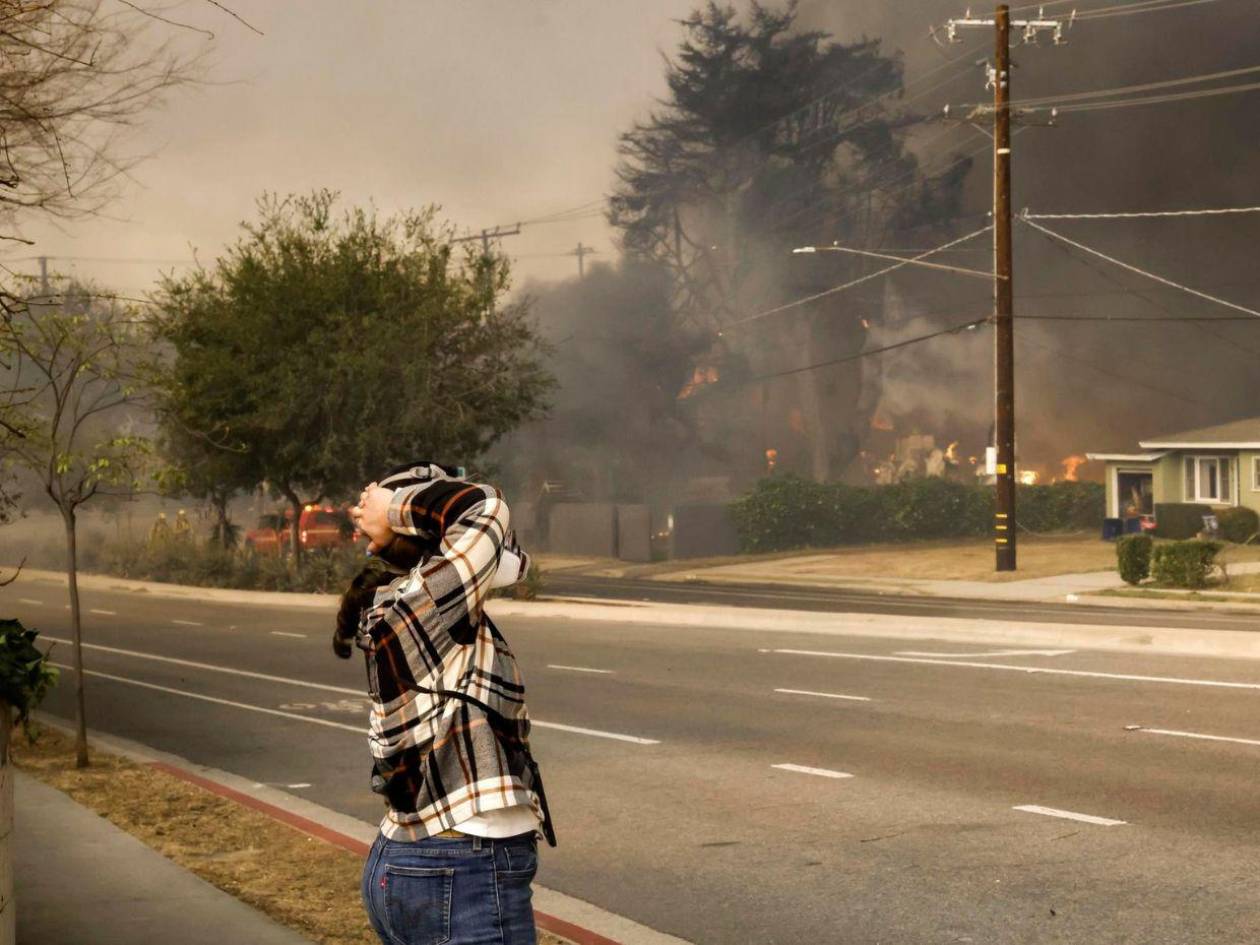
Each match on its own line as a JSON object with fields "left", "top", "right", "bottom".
{"left": 1087, "top": 418, "right": 1260, "bottom": 521}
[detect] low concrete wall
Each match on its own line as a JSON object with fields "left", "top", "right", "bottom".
{"left": 670, "top": 503, "right": 741, "bottom": 559}
{"left": 547, "top": 503, "right": 617, "bottom": 557}
{"left": 616, "top": 505, "right": 652, "bottom": 563}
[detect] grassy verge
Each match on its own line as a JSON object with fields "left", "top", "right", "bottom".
{"left": 1094, "top": 588, "right": 1247, "bottom": 604}
{"left": 13, "top": 725, "right": 567, "bottom": 945}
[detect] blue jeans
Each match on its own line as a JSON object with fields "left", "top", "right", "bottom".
{"left": 361, "top": 832, "right": 539, "bottom": 945}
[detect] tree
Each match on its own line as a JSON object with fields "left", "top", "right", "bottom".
{"left": 155, "top": 191, "right": 553, "bottom": 563}
{"left": 0, "top": 288, "right": 159, "bottom": 767}
{"left": 504, "top": 259, "right": 713, "bottom": 501}
{"left": 609, "top": 1, "right": 968, "bottom": 480}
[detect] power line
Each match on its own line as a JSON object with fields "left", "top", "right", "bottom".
{"left": 1021, "top": 217, "right": 1260, "bottom": 362}
{"left": 720, "top": 224, "right": 994, "bottom": 333}
{"left": 1072, "top": 0, "right": 1234, "bottom": 19}
{"left": 1021, "top": 217, "right": 1260, "bottom": 318}
{"left": 731, "top": 317, "right": 990, "bottom": 386}
{"left": 1024, "top": 204, "right": 1260, "bottom": 220}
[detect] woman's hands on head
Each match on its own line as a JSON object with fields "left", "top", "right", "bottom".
{"left": 351, "top": 482, "right": 396, "bottom": 553}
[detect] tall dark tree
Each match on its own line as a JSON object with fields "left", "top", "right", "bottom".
{"left": 610, "top": 1, "right": 968, "bottom": 480}
{"left": 155, "top": 191, "right": 553, "bottom": 562}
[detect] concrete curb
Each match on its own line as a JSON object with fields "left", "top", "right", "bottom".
{"left": 33, "top": 715, "right": 693, "bottom": 945}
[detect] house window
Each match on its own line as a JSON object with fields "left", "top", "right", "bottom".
{"left": 1253, "top": 456, "right": 1260, "bottom": 491}
{"left": 1184, "top": 455, "right": 1235, "bottom": 504}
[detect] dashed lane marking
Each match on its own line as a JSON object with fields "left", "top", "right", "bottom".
{"left": 271, "top": 631, "right": 307, "bottom": 639}
{"left": 88, "top": 608, "right": 117, "bottom": 616}
{"left": 767, "top": 648, "right": 1260, "bottom": 691}
{"left": 896, "top": 648, "right": 1076, "bottom": 658}
{"left": 774, "top": 688, "right": 871, "bottom": 702}
{"left": 18, "top": 598, "right": 42, "bottom": 605}
{"left": 531, "top": 721, "right": 659, "bottom": 745}
{"left": 171, "top": 619, "right": 203, "bottom": 627}
{"left": 1137, "top": 727, "right": 1260, "bottom": 748}
{"left": 547, "top": 664, "right": 614, "bottom": 674}
{"left": 771, "top": 763, "right": 854, "bottom": 780}
{"left": 1013, "top": 805, "right": 1126, "bottom": 826}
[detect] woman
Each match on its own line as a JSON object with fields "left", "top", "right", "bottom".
{"left": 338, "top": 461, "right": 555, "bottom": 945}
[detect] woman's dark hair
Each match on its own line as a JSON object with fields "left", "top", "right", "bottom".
{"left": 331, "top": 534, "right": 436, "bottom": 659}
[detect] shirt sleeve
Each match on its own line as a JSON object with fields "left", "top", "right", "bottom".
{"left": 362, "top": 481, "right": 510, "bottom": 687}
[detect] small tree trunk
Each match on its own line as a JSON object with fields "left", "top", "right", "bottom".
{"left": 213, "top": 492, "right": 231, "bottom": 548}
{"left": 63, "top": 506, "right": 89, "bottom": 769}
{"left": 282, "top": 487, "right": 304, "bottom": 568}
{"left": 0, "top": 698, "right": 12, "bottom": 945}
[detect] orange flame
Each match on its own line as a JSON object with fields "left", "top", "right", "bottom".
{"left": 1061, "top": 454, "right": 1088, "bottom": 482}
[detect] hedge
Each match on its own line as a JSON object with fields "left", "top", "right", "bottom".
{"left": 1217, "top": 506, "right": 1260, "bottom": 544}
{"left": 1150, "top": 539, "right": 1222, "bottom": 589}
{"left": 1116, "top": 534, "right": 1153, "bottom": 585}
{"left": 728, "top": 476, "right": 1104, "bottom": 553}
{"left": 1153, "top": 503, "right": 1212, "bottom": 540}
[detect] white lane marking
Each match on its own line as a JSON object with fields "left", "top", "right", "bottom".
{"left": 48, "top": 663, "right": 363, "bottom": 733}
{"left": 772, "top": 763, "right": 854, "bottom": 780}
{"left": 270, "top": 631, "right": 307, "bottom": 639}
{"left": 89, "top": 608, "right": 117, "bottom": 616}
{"left": 171, "top": 619, "right": 203, "bottom": 627}
{"left": 287, "top": 783, "right": 312, "bottom": 789}
{"left": 1013, "top": 805, "right": 1126, "bottom": 827}
{"left": 774, "top": 688, "right": 871, "bottom": 702}
{"left": 19, "top": 598, "right": 43, "bottom": 605}
{"left": 546, "top": 664, "right": 613, "bottom": 674}
{"left": 768, "top": 648, "right": 1260, "bottom": 691}
{"left": 896, "top": 648, "right": 1075, "bottom": 658}
{"left": 41, "top": 635, "right": 361, "bottom": 696}
{"left": 532, "top": 721, "right": 659, "bottom": 745}
{"left": 43, "top": 635, "right": 651, "bottom": 746}
{"left": 1138, "top": 727, "right": 1260, "bottom": 748}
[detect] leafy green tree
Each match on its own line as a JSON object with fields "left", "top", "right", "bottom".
{"left": 0, "top": 288, "right": 158, "bottom": 767}
{"left": 609, "top": 1, "right": 968, "bottom": 479}
{"left": 156, "top": 191, "right": 553, "bottom": 562}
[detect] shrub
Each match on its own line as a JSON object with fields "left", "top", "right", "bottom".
{"left": 1217, "top": 506, "right": 1260, "bottom": 544}
{"left": 1018, "top": 481, "right": 1105, "bottom": 532}
{"left": 1153, "top": 503, "right": 1213, "bottom": 540}
{"left": 0, "top": 618, "right": 57, "bottom": 724}
{"left": 728, "top": 476, "right": 1098, "bottom": 553}
{"left": 1150, "top": 539, "right": 1222, "bottom": 588}
{"left": 1116, "top": 534, "right": 1153, "bottom": 585}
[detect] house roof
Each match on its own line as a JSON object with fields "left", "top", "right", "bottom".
{"left": 1139, "top": 417, "right": 1260, "bottom": 449}
{"left": 1085, "top": 451, "right": 1168, "bottom": 463}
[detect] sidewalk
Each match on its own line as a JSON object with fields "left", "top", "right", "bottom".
{"left": 14, "top": 772, "right": 316, "bottom": 945}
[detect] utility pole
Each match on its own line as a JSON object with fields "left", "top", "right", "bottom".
{"left": 38, "top": 255, "right": 48, "bottom": 298}
{"left": 451, "top": 223, "right": 522, "bottom": 256}
{"left": 943, "top": 4, "right": 1069, "bottom": 572}
{"left": 451, "top": 223, "right": 522, "bottom": 307}
{"left": 569, "top": 241, "right": 598, "bottom": 279}
{"left": 994, "top": 5, "right": 1016, "bottom": 572}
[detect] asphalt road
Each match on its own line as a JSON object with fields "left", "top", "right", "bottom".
{"left": 545, "top": 572, "right": 1260, "bottom": 632}
{"left": 10, "top": 576, "right": 1260, "bottom": 944}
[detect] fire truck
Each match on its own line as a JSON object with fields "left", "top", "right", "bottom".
{"left": 243, "top": 505, "right": 359, "bottom": 554}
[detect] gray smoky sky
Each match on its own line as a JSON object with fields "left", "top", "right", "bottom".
{"left": 12, "top": 0, "right": 698, "bottom": 289}
{"left": 12, "top": 0, "right": 1260, "bottom": 470}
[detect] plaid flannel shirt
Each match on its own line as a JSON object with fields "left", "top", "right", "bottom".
{"left": 359, "top": 469, "right": 553, "bottom": 843}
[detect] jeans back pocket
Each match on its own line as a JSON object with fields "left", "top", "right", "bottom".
{"left": 383, "top": 864, "right": 454, "bottom": 945}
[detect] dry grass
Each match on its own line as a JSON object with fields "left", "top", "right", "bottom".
{"left": 13, "top": 725, "right": 567, "bottom": 945}
{"left": 598, "top": 536, "right": 1260, "bottom": 586}
{"left": 630, "top": 535, "right": 1118, "bottom": 585}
